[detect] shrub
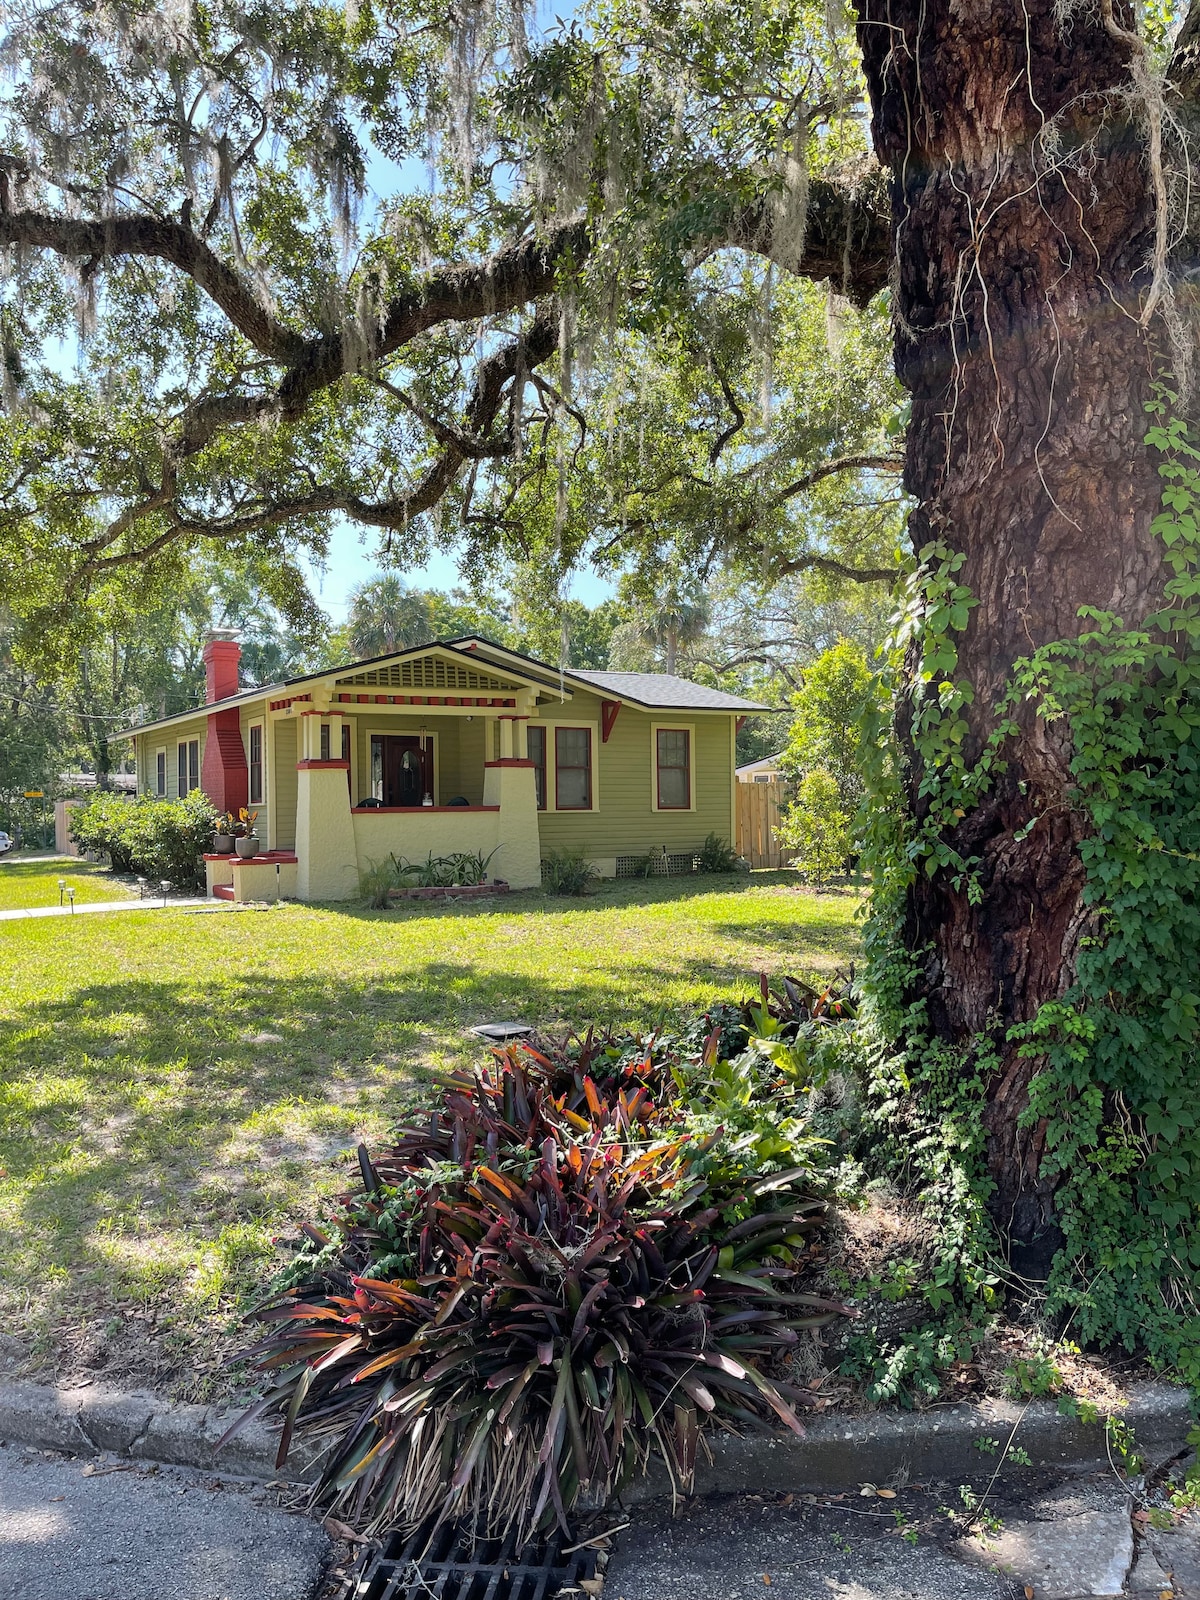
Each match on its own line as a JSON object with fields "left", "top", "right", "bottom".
{"left": 389, "top": 848, "right": 500, "bottom": 889}
{"left": 360, "top": 857, "right": 400, "bottom": 908}
{"left": 69, "top": 789, "right": 218, "bottom": 888}
{"left": 541, "top": 848, "right": 600, "bottom": 895}
{"left": 697, "top": 832, "right": 740, "bottom": 873}
{"left": 69, "top": 791, "right": 138, "bottom": 871}
{"left": 777, "top": 770, "right": 851, "bottom": 886}
{"left": 226, "top": 1048, "right": 847, "bottom": 1541}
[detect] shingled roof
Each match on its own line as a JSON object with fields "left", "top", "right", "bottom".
{"left": 569, "top": 670, "right": 769, "bottom": 711}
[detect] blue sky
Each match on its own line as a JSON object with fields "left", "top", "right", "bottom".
{"left": 303, "top": 519, "right": 614, "bottom": 622}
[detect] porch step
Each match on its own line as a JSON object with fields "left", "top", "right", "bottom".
{"left": 211, "top": 884, "right": 235, "bottom": 901}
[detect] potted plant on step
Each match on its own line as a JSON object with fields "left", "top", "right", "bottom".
{"left": 213, "top": 812, "right": 235, "bottom": 853}
{"left": 234, "top": 808, "right": 259, "bottom": 859}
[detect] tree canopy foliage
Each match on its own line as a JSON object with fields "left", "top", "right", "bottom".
{"left": 0, "top": 0, "right": 899, "bottom": 667}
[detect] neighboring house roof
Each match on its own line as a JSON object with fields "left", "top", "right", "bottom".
{"left": 112, "top": 636, "right": 768, "bottom": 739}
{"left": 570, "top": 670, "right": 770, "bottom": 712}
{"left": 736, "top": 753, "right": 786, "bottom": 776}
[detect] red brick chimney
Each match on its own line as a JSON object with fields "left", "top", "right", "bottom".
{"left": 203, "top": 633, "right": 241, "bottom": 702}
{"left": 200, "top": 632, "right": 248, "bottom": 813}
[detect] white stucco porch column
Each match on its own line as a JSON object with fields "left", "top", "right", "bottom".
{"left": 295, "top": 707, "right": 358, "bottom": 901}
{"left": 482, "top": 728, "right": 540, "bottom": 890}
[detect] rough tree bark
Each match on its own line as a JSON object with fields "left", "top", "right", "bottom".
{"left": 854, "top": 0, "right": 1168, "bottom": 1262}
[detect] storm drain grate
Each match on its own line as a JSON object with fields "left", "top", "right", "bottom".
{"left": 345, "top": 1520, "right": 599, "bottom": 1600}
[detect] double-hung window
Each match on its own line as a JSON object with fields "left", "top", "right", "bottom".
{"left": 248, "top": 724, "right": 264, "bottom": 805}
{"left": 655, "top": 728, "right": 691, "bottom": 810}
{"left": 554, "top": 727, "right": 592, "bottom": 810}
{"left": 155, "top": 748, "right": 166, "bottom": 797}
{"left": 177, "top": 739, "right": 199, "bottom": 796}
{"left": 527, "top": 725, "right": 547, "bottom": 810}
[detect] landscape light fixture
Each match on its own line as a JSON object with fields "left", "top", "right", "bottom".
{"left": 66, "top": 887, "right": 75, "bottom": 913}
{"left": 57, "top": 878, "right": 65, "bottom": 906}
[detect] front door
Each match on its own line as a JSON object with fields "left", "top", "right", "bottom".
{"left": 371, "top": 734, "right": 431, "bottom": 806}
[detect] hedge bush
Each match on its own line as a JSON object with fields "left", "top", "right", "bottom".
{"left": 70, "top": 789, "right": 219, "bottom": 888}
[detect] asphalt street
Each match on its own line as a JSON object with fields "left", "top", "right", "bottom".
{"left": 0, "top": 1441, "right": 331, "bottom": 1600}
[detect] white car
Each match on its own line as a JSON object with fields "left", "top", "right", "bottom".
{"left": 0, "top": 832, "right": 11, "bottom": 854}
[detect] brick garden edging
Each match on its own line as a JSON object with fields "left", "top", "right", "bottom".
{"left": 387, "top": 881, "right": 511, "bottom": 901}
{"left": 1, "top": 1374, "right": 1189, "bottom": 1497}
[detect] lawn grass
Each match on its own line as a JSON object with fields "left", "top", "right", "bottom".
{"left": 0, "top": 855, "right": 136, "bottom": 910}
{"left": 0, "top": 871, "right": 860, "bottom": 1396}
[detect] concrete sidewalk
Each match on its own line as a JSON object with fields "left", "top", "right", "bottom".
{"left": 0, "top": 896, "right": 210, "bottom": 921}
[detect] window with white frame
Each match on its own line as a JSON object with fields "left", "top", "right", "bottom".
{"left": 527, "top": 725, "right": 547, "bottom": 810}
{"left": 155, "top": 748, "right": 166, "bottom": 797}
{"left": 248, "top": 723, "right": 264, "bottom": 804}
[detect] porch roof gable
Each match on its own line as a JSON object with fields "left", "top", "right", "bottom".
{"left": 110, "top": 639, "right": 567, "bottom": 742}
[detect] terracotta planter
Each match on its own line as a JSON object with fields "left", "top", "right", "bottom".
{"left": 213, "top": 834, "right": 234, "bottom": 853}
{"left": 234, "top": 836, "right": 258, "bottom": 859}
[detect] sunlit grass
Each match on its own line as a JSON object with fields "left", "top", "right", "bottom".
{"left": 0, "top": 854, "right": 136, "bottom": 910}
{"left": 0, "top": 871, "right": 861, "bottom": 1395}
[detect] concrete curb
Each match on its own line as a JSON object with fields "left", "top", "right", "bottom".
{"left": 0, "top": 1376, "right": 318, "bottom": 1483}
{"left": 0, "top": 1375, "right": 1190, "bottom": 1500}
{"left": 620, "top": 1380, "right": 1194, "bottom": 1504}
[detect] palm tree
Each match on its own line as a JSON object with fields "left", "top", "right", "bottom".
{"left": 346, "top": 577, "right": 433, "bottom": 658}
{"left": 610, "top": 586, "right": 711, "bottom": 675}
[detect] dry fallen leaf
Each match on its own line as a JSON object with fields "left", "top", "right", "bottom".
{"left": 763, "top": 1576, "right": 772, "bottom": 1586}
{"left": 1024, "top": 1587, "right": 1034, "bottom": 1599}
{"left": 876, "top": 1489, "right": 897, "bottom": 1500}
{"left": 322, "top": 1516, "right": 365, "bottom": 1544}
{"left": 859, "top": 1484, "right": 878, "bottom": 1497}
{"left": 49, "top": 1495, "right": 64, "bottom": 1503}
{"left": 578, "top": 1579, "right": 604, "bottom": 1597}
{"left": 1159, "top": 1591, "right": 1174, "bottom": 1599}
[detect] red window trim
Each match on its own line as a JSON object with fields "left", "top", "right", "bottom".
{"left": 554, "top": 725, "right": 592, "bottom": 810}
{"left": 655, "top": 727, "right": 691, "bottom": 810}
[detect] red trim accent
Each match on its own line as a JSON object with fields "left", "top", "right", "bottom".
{"left": 601, "top": 700, "right": 621, "bottom": 743}
{"left": 353, "top": 804, "right": 500, "bottom": 814}
{"left": 234, "top": 851, "right": 298, "bottom": 866}
{"left": 484, "top": 758, "right": 535, "bottom": 768}
{"left": 212, "top": 883, "right": 235, "bottom": 901}
{"left": 297, "top": 758, "right": 351, "bottom": 770}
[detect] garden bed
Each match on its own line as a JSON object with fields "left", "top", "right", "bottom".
{"left": 387, "top": 880, "right": 511, "bottom": 901}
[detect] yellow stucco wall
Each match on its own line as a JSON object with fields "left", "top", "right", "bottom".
{"left": 352, "top": 806, "right": 502, "bottom": 869}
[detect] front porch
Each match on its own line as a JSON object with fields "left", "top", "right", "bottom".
{"left": 252, "top": 682, "right": 542, "bottom": 900}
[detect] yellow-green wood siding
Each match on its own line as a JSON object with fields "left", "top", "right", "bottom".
{"left": 532, "top": 690, "right": 736, "bottom": 857}
{"left": 273, "top": 718, "right": 298, "bottom": 849}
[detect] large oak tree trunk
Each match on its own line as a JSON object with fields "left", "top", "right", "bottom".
{"left": 854, "top": 0, "right": 1166, "bottom": 1261}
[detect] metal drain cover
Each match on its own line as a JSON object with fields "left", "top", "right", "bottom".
{"left": 345, "top": 1520, "right": 599, "bottom": 1600}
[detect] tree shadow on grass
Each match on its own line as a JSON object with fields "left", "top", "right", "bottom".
{"left": 315, "top": 870, "right": 813, "bottom": 924}
{"left": 0, "top": 939, "right": 784, "bottom": 1311}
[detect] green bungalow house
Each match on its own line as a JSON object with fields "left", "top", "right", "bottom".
{"left": 113, "top": 633, "right": 767, "bottom": 901}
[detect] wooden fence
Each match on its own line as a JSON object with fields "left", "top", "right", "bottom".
{"left": 735, "top": 779, "right": 791, "bottom": 869}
